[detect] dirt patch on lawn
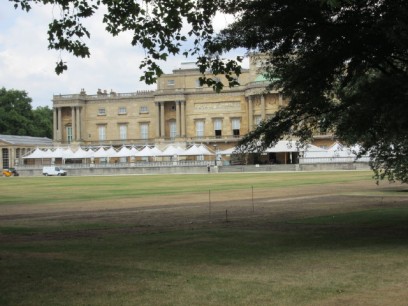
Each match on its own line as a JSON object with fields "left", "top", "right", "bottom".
{"left": 1, "top": 179, "right": 406, "bottom": 243}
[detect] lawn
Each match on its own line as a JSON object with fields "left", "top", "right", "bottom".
{"left": 1, "top": 171, "right": 407, "bottom": 305}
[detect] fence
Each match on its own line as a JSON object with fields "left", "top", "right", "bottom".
{"left": 299, "top": 156, "right": 370, "bottom": 164}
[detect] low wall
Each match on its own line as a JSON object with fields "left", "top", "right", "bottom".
{"left": 298, "top": 162, "right": 370, "bottom": 171}
{"left": 14, "top": 163, "right": 370, "bottom": 177}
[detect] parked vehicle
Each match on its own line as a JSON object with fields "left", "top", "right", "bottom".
{"left": 42, "top": 166, "right": 67, "bottom": 176}
{"left": 2, "top": 168, "right": 19, "bottom": 177}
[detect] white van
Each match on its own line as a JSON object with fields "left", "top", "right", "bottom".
{"left": 42, "top": 166, "right": 67, "bottom": 176}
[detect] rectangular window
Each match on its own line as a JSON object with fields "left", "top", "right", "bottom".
{"left": 66, "top": 126, "right": 73, "bottom": 143}
{"left": 214, "top": 119, "right": 222, "bottom": 138}
{"left": 139, "top": 106, "right": 149, "bottom": 114}
{"left": 232, "top": 118, "right": 240, "bottom": 137}
{"left": 2, "top": 148, "right": 9, "bottom": 169}
{"left": 167, "top": 80, "right": 175, "bottom": 86}
{"left": 98, "top": 125, "right": 106, "bottom": 141}
{"left": 140, "top": 123, "right": 149, "bottom": 140}
{"left": 195, "top": 120, "right": 204, "bottom": 137}
{"left": 254, "top": 115, "right": 262, "bottom": 126}
{"left": 119, "top": 124, "right": 127, "bottom": 140}
{"left": 118, "top": 107, "right": 127, "bottom": 115}
{"left": 169, "top": 121, "right": 177, "bottom": 139}
{"left": 98, "top": 108, "right": 106, "bottom": 116}
{"left": 195, "top": 79, "right": 202, "bottom": 88}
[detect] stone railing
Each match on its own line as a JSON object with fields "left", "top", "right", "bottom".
{"left": 53, "top": 90, "right": 155, "bottom": 100}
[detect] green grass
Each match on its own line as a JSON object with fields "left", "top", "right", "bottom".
{"left": 1, "top": 171, "right": 408, "bottom": 305}
{"left": 0, "top": 171, "right": 372, "bottom": 205}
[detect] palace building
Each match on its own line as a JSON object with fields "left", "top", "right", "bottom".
{"left": 51, "top": 55, "right": 333, "bottom": 162}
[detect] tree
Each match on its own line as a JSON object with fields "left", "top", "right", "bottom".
{"left": 0, "top": 87, "right": 35, "bottom": 136}
{"left": 217, "top": 0, "right": 408, "bottom": 183}
{"left": 32, "top": 106, "right": 53, "bottom": 138}
{"left": 0, "top": 87, "right": 52, "bottom": 138}
{"left": 9, "top": 0, "right": 408, "bottom": 182}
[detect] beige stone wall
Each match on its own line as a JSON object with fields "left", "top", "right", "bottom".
{"left": 52, "top": 56, "right": 333, "bottom": 148}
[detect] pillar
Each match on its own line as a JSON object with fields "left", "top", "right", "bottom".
{"left": 160, "top": 102, "right": 165, "bottom": 137}
{"left": 176, "top": 101, "right": 180, "bottom": 137}
{"left": 53, "top": 108, "right": 57, "bottom": 141}
{"left": 155, "top": 102, "right": 160, "bottom": 138}
{"left": 9, "top": 148, "right": 15, "bottom": 168}
{"left": 181, "top": 101, "right": 186, "bottom": 137}
{"left": 71, "top": 107, "right": 76, "bottom": 142}
{"left": 57, "top": 107, "right": 62, "bottom": 141}
{"left": 76, "top": 107, "right": 81, "bottom": 140}
{"left": 248, "top": 96, "right": 253, "bottom": 131}
{"left": 261, "top": 95, "right": 266, "bottom": 120}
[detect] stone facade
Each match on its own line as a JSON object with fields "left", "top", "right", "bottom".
{"left": 0, "top": 135, "right": 53, "bottom": 169}
{"left": 52, "top": 56, "right": 332, "bottom": 152}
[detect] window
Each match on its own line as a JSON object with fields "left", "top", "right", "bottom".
{"left": 139, "top": 106, "right": 149, "bottom": 114}
{"left": 118, "top": 107, "right": 127, "bottom": 115}
{"left": 195, "top": 79, "right": 202, "bottom": 88}
{"left": 98, "top": 108, "right": 106, "bottom": 116}
{"left": 254, "top": 115, "right": 262, "bottom": 126}
{"left": 232, "top": 118, "right": 241, "bottom": 137}
{"left": 98, "top": 125, "right": 106, "bottom": 141}
{"left": 2, "top": 148, "right": 9, "bottom": 169}
{"left": 195, "top": 120, "right": 204, "bottom": 137}
{"left": 66, "top": 126, "right": 73, "bottom": 143}
{"left": 119, "top": 124, "right": 127, "bottom": 140}
{"left": 169, "top": 121, "right": 177, "bottom": 139}
{"left": 167, "top": 80, "right": 175, "bottom": 86}
{"left": 140, "top": 123, "right": 149, "bottom": 140}
{"left": 214, "top": 119, "right": 222, "bottom": 138}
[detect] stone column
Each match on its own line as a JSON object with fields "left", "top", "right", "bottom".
{"left": 261, "top": 95, "right": 266, "bottom": 120}
{"left": 76, "top": 107, "right": 81, "bottom": 141}
{"left": 57, "top": 107, "right": 62, "bottom": 141}
{"left": 9, "top": 148, "right": 14, "bottom": 168}
{"left": 160, "top": 102, "right": 165, "bottom": 137}
{"left": 53, "top": 107, "right": 57, "bottom": 141}
{"left": 181, "top": 101, "right": 186, "bottom": 137}
{"left": 155, "top": 102, "right": 160, "bottom": 138}
{"left": 279, "top": 93, "right": 283, "bottom": 106}
{"left": 176, "top": 101, "right": 180, "bottom": 137}
{"left": 71, "top": 107, "right": 76, "bottom": 142}
{"left": 248, "top": 96, "right": 254, "bottom": 131}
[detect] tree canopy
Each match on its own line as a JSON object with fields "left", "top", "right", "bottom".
{"left": 9, "top": 0, "right": 408, "bottom": 182}
{"left": 0, "top": 87, "right": 53, "bottom": 138}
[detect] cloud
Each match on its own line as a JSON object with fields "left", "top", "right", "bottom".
{"left": 0, "top": 3, "right": 247, "bottom": 109}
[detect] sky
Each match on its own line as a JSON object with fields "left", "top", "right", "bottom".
{"left": 0, "top": 2, "right": 246, "bottom": 108}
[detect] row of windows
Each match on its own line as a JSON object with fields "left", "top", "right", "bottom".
{"left": 98, "top": 106, "right": 149, "bottom": 116}
{"left": 92, "top": 119, "right": 241, "bottom": 142}
{"left": 196, "top": 118, "right": 241, "bottom": 138}
{"left": 97, "top": 123, "right": 150, "bottom": 141}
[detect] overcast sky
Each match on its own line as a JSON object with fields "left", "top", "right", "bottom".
{"left": 0, "top": 2, "right": 247, "bottom": 109}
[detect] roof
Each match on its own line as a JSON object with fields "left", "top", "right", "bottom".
{"left": 0, "top": 134, "right": 53, "bottom": 146}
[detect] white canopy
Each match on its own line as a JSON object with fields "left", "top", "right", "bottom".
{"left": 196, "top": 144, "right": 214, "bottom": 155}
{"left": 149, "top": 146, "right": 163, "bottom": 156}
{"left": 158, "top": 145, "right": 185, "bottom": 156}
{"left": 218, "top": 147, "right": 236, "bottom": 155}
{"left": 23, "top": 147, "right": 69, "bottom": 159}
{"left": 183, "top": 144, "right": 214, "bottom": 156}
{"left": 23, "top": 148, "right": 50, "bottom": 159}
{"left": 70, "top": 147, "right": 94, "bottom": 159}
{"left": 138, "top": 146, "right": 161, "bottom": 157}
{"left": 265, "top": 141, "right": 301, "bottom": 153}
{"left": 303, "top": 145, "right": 331, "bottom": 158}
{"left": 93, "top": 146, "right": 118, "bottom": 158}
{"left": 116, "top": 146, "right": 132, "bottom": 158}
